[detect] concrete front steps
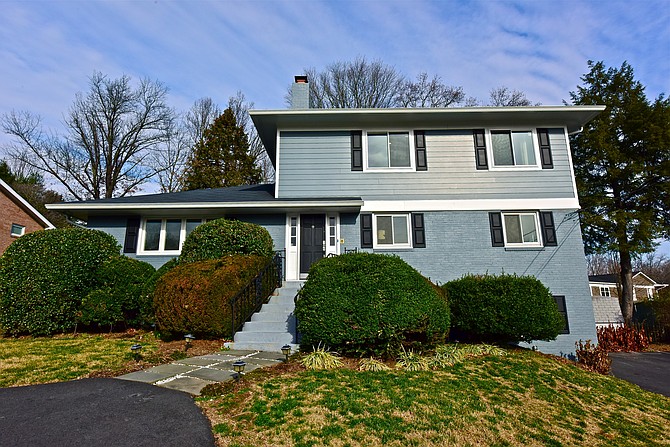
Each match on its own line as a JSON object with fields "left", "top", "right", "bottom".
{"left": 229, "top": 281, "right": 303, "bottom": 352}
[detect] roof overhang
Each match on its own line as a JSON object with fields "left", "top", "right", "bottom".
{"left": 47, "top": 199, "right": 364, "bottom": 220}
{"left": 0, "top": 178, "right": 55, "bottom": 229}
{"left": 250, "top": 105, "right": 606, "bottom": 166}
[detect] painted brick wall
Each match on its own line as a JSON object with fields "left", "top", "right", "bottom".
{"left": 340, "top": 209, "right": 597, "bottom": 357}
{"left": 0, "top": 191, "right": 47, "bottom": 254}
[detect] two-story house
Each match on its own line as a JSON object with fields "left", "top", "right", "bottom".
{"left": 50, "top": 77, "right": 604, "bottom": 355}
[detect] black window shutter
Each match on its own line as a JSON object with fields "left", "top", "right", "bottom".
{"left": 489, "top": 212, "right": 504, "bottom": 247}
{"left": 123, "top": 217, "right": 141, "bottom": 253}
{"left": 473, "top": 129, "right": 488, "bottom": 170}
{"left": 540, "top": 211, "right": 557, "bottom": 246}
{"left": 537, "top": 128, "right": 553, "bottom": 169}
{"left": 553, "top": 295, "right": 570, "bottom": 334}
{"left": 411, "top": 213, "right": 426, "bottom": 248}
{"left": 360, "top": 213, "right": 373, "bottom": 248}
{"left": 414, "top": 131, "right": 428, "bottom": 171}
{"left": 351, "top": 131, "right": 363, "bottom": 171}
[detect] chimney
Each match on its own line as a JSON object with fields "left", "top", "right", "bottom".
{"left": 291, "top": 75, "right": 309, "bottom": 109}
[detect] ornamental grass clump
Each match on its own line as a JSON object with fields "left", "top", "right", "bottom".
{"left": 396, "top": 347, "right": 431, "bottom": 371}
{"left": 358, "top": 357, "right": 391, "bottom": 372}
{"left": 300, "top": 345, "right": 343, "bottom": 370}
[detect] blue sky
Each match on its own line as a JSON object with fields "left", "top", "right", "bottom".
{"left": 1, "top": 0, "right": 669, "bottom": 252}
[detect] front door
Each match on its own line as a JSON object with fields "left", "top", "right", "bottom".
{"left": 300, "top": 214, "right": 325, "bottom": 274}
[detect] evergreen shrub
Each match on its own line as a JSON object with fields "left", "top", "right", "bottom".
{"left": 153, "top": 255, "right": 268, "bottom": 338}
{"left": 180, "top": 218, "right": 273, "bottom": 263}
{"left": 0, "top": 228, "right": 119, "bottom": 335}
{"left": 139, "top": 257, "right": 181, "bottom": 325}
{"left": 294, "top": 253, "right": 450, "bottom": 356}
{"left": 444, "top": 273, "right": 564, "bottom": 343}
{"left": 78, "top": 256, "right": 155, "bottom": 329}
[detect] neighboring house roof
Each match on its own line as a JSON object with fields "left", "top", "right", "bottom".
{"left": 588, "top": 272, "right": 667, "bottom": 288}
{"left": 47, "top": 183, "right": 363, "bottom": 220}
{"left": 0, "top": 178, "right": 55, "bottom": 229}
{"left": 250, "top": 105, "right": 607, "bottom": 165}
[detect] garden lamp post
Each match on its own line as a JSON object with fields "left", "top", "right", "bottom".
{"left": 130, "top": 343, "right": 142, "bottom": 361}
{"left": 232, "top": 360, "right": 246, "bottom": 382}
{"left": 281, "top": 344, "right": 291, "bottom": 362}
{"left": 184, "top": 333, "right": 195, "bottom": 351}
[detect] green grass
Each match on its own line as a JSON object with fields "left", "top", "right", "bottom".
{"left": 0, "top": 332, "right": 159, "bottom": 387}
{"left": 198, "top": 349, "right": 670, "bottom": 447}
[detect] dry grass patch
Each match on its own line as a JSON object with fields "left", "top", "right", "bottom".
{"left": 198, "top": 350, "right": 670, "bottom": 447}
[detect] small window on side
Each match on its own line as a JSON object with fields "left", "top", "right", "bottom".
{"left": 600, "top": 287, "right": 611, "bottom": 297}
{"left": 10, "top": 223, "right": 25, "bottom": 237}
{"left": 553, "top": 295, "right": 569, "bottom": 334}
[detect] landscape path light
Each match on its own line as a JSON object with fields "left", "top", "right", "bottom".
{"left": 130, "top": 343, "right": 142, "bottom": 361}
{"left": 184, "top": 334, "right": 195, "bottom": 351}
{"left": 232, "top": 360, "right": 246, "bottom": 382}
{"left": 281, "top": 344, "right": 291, "bottom": 362}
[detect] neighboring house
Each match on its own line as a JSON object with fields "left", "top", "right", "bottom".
{"left": 590, "top": 272, "right": 668, "bottom": 328}
{"left": 0, "top": 178, "right": 55, "bottom": 254}
{"left": 49, "top": 77, "right": 605, "bottom": 356}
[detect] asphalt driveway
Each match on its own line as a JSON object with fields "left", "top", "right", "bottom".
{"left": 0, "top": 378, "right": 215, "bottom": 447}
{"left": 609, "top": 351, "right": 670, "bottom": 397}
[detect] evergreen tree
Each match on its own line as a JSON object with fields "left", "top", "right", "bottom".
{"left": 570, "top": 61, "right": 670, "bottom": 323}
{"left": 181, "top": 108, "right": 262, "bottom": 190}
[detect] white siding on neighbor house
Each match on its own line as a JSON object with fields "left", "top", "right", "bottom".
{"left": 277, "top": 129, "right": 576, "bottom": 201}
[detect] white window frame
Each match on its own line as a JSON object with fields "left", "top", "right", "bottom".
{"left": 364, "top": 130, "right": 415, "bottom": 172}
{"left": 487, "top": 128, "right": 541, "bottom": 170}
{"left": 600, "top": 286, "right": 611, "bottom": 297}
{"left": 372, "top": 213, "right": 412, "bottom": 249}
{"left": 10, "top": 223, "right": 25, "bottom": 237}
{"left": 501, "top": 212, "right": 542, "bottom": 247}
{"left": 138, "top": 218, "right": 205, "bottom": 255}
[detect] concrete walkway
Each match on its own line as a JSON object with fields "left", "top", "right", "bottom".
{"left": 117, "top": 349, "right": 285, "bottom": 395}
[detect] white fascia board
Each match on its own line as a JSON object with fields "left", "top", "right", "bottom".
{"left": 360, "top": 198, "right": 580, "bottom": 212}
{"left": 589, "top": 282, "right": 617, "bottom": 287}
{"left": 632, "top": 271, "right": 657, "bottom": 285}
{"left": 0, "top": 178, "right": 55, "bottom": 229}
{"left": 47, "top": 199, "right": 364, "bottom": 212}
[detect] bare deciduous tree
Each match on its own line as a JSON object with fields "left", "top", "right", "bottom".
{"left": 489, "top": 86, "right": 537, "bottom": 106}
{"left": 2, "top": 72, "right": 174, "bottom": 200}
{"left": 397, "top": 73, "right": 466, "bottom": 108}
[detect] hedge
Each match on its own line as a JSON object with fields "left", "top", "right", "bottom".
{"left": 444, "top": 273, "right": 564, "bottom": 343}
{"left": 294, "top": 253, "right": 450, "bottom": 356}
{"left": 153, "top": 255, "right": 269, "bottom": 338}
{"left": 180, "top": 218, "right": 274, "bottom": 263}
{"left": 78, "top": 256, "right": 155, "bottom": 329}
{"left": 0, "top": 228, "right": 120, "bottom": 335}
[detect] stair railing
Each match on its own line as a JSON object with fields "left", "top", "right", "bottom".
{"left": 229, "top": 252, "right": 284, "bottom": 336}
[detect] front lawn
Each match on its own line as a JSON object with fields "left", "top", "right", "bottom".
{"left": 198, "top": 349, "right": 670, "bottom": 447}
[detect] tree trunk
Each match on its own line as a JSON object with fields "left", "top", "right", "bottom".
{"left": 619, "top": 250, "right": 635, "bottom": 324}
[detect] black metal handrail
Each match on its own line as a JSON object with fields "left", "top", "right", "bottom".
{"left": 229, "top": 252, "right": 284, "bottom": 336}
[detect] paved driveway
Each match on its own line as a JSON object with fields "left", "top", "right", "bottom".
{"left": 0, "top": 378, "right": 215, "bottom": 447}
{"left": 609, "top": 352, "right": 670, "bottom": 398}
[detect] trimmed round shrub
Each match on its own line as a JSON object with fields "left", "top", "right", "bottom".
{"left": 78, "top": 256, "right": 155, "bottom": 329}
{"left": 294, "top": 253, "right": 450, "bottom": 356}
{"left": 444, "top": 274, "right": 564, "bottom": 343}
{"left": 180, "top": 218, "right": 273, "bottom": 263}
{"left": 0, "top": 228, "right": 120, "bottom": 335}
{"left": 153, "top": 255, "right": 269, "bottom": 338}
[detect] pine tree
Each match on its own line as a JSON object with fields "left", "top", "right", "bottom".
{"left": 570, "top": 61, "right": 670, "bottom": 323}
{"left": 181, "top": 108, "right": 262, "bottom": 190}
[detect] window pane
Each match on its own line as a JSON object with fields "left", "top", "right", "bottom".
{"left": 389, "top": 133, "right": 410, "bottom": 167}
{"left": 185, "top": 219, "right": 201, "bottom": 237}
{"left": 10, "top": 223, "right": 25, "bottom": 236}
{"left": 144, "top": 220, "right": 161, "bottom": 251}
{"left": 492, "top": 132, "right": 514, "bottom": 166}
{"left": 504, "top": 215, "right": 523, "bottom": 244}
{"left": 164, "top": 219, "right": 182, "bottom": 251}
{"left": 520, "top": 214, "right": 538, "bottom": 243}
{"left": 376, "top": 216, "right": 393, "bottom": 245}
{"left": 368, "top": 133, "right": 389, "bottom": 167}
{"left": 393, "top": 216, "right": 409, "bottom": 244}
{"left": 512, "top": 132, "right": 536, "bottom": 165}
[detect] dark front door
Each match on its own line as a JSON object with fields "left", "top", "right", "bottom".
{"left": 300, "top": 214, "right": 325, "bottom": 274}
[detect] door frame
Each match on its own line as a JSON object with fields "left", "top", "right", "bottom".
{"left": 285, "top": 212, "right": 340, "bottom": 281}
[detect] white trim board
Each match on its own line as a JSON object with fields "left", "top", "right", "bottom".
{"left": 361, "top": 198, "right": 580, "bottom": 212}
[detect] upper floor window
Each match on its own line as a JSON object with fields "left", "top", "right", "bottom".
{"left": 140, "top": 218, "right": 203, "bottom": 253}
{"left": 502, "top": 212, "right": 541, "bottom": 247}
{"left": 600, "top": 287, "right": 611, "bottom": 297}
{"left": 491, "top": 130, "right": 538, "bottom": 167}
{"left": 366, "top": 132, "right": 412, "bottom": 169}
{"left": 10, "top": 223, "right": 25, "bottom": 237}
